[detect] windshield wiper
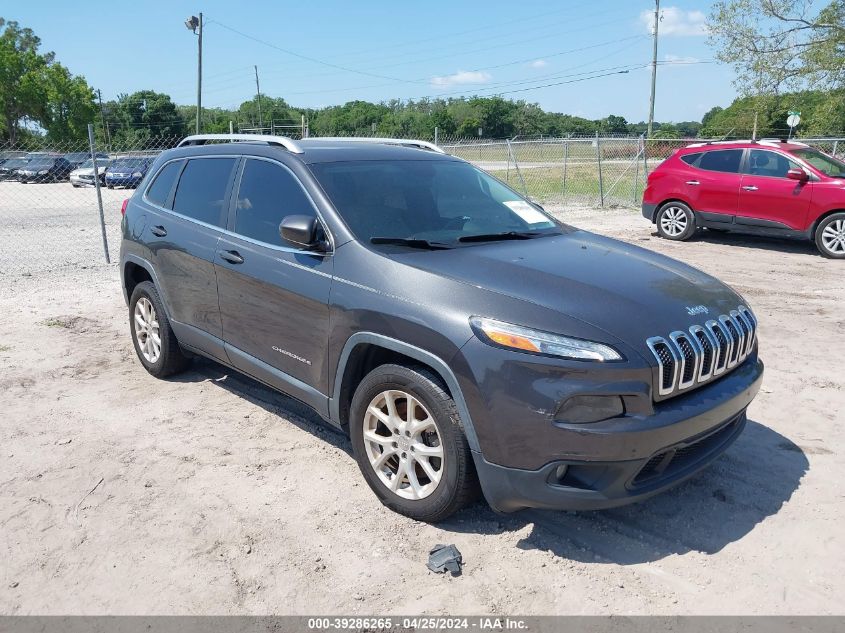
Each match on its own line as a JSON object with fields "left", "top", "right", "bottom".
{"left": 370, "top": 236, "right": 453, "bottom": 250}
{"left": 458, "top": 231, "right": 554, "bottom": 243}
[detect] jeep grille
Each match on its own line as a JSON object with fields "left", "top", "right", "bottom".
{"left": 646, "top": 305, "right": 757, "bottom": 399}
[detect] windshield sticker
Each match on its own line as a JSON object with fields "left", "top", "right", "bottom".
{"left": 503, "top": 200, "right": 548, "bottom": 224}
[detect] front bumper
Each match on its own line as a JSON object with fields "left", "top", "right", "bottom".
{"left": 642, "top": 202, "right": 658, "bottom": 222}
{"left": 472, "top": 357, "right": 763, "bottom": 512}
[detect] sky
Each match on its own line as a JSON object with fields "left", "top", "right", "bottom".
{"left": 7, "top": 1, "right": 739, "bottom": 123}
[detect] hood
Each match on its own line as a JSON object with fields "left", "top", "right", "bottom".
{"left": 386, "top": 229, "right": 746, "bottom": 346}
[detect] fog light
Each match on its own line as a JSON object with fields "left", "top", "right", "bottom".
{"left": 554, "top": 464, "right": 568, "bottom": 482}
{"left": 555, "top": 395, "right": 625, "bottom": 424}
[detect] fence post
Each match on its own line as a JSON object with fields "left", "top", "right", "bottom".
{"left": 87, "top": 123, "right": 110, "bottom": 264}
{"left": 633, "top": 135, "right": 643, "bottom": 204}
{"left": 506, "top": 139, "right": 529, "bottom": 198}
{"left": 434, "top": 126, "right": 439, "bottom": 146}
{"left": 562, "top": 136, "right": 569, "bottom": 201}
{"left": 596, "top": 132, "right": 604, "bottom": 208}
{"left": 833, "top": 140, "right": 839, "bottom": 158}
{"left": 642, "top": 135, "right": 649, "bottom": 184}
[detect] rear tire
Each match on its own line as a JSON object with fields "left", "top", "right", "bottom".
{"left": 815, "top": 212, "right": 845, "bottom": 259}
{"left": 129, "top": 281, "right": 190, "bottom": 378}
{"left": 349, "top": 364, "right": 479, "bottom": 522}
{"left": 656, "top": 202, "right": 697, "bottom": 241}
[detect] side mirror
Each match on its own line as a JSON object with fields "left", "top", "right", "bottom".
{"left": 280, "top": 215, "right": 326, "bottom": 251}
{"left": 786, "top": 168, "right": 809, "bottom": 181}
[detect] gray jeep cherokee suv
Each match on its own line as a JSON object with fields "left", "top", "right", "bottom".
{"left": 120, "top": 134, "right": 764, "bottom": 522}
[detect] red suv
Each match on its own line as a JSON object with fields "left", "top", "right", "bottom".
{"left": 642, "top": 140, "right": 845, "bottom": 258}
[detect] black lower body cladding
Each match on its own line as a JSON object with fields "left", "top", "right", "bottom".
{"left": 642, "top": 202, "right": 658, "bottom": 222}
{"left": 464, "top": 354, "right": 763, "bottom": 512}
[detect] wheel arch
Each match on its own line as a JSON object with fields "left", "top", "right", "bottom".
{"left": 809, "top": 208, "right": 845, "bottom": 239}
{"left": 121, "top": 255, "right": 170, "bottom": 318}
{"left": 656, "top": 197, "right": 695, "bottom": 214}
{"left": 331, "top": 333, "right": 481, "bottom": 452}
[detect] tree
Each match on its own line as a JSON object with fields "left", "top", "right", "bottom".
{"left": 42, "top": 63, "right": 96, "bottom": 142}
{"left": 601, "top": 114, "right": 629, "bottom": 135}
{"left": 709, "top": 1, "right": 845, "bottom": 95}
{"left": 106, "top": 90, "right": 187, "bottom": 147}
{"left": 0, "top": 18, "right": 50, "bottom": 143}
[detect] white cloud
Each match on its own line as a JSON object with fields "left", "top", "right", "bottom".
{"left": 528, "top": 59, "right": 548, "bottom": 69}
{"left": 664, "top": 54, "right": 701, "bottom": 64}
{"left": 640, "top": 6, "right": 707, "bottom": 36}
{"left": 430, "top": 70, "right": 492, "bottom": 88}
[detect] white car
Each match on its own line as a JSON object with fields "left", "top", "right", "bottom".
{"left": 69, "top": 158, "right": 111, "bottom": 187}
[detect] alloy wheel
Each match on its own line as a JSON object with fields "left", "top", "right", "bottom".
{"left": 362, "top": 389, "right": 444, "bottom": 500}
{"left": 821, "top": 219, "right": 845, "bottom": 255}
{"left": 660, "top": 206, "right": 688, "bottom": 237}
{"left": 134, "top": 297, "right": 161, "bottom": 363}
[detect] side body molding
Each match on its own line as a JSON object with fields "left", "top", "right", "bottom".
{"left": 331, "top": 332, "right": 481, "bottom": 453}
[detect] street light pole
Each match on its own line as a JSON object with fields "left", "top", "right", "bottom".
{"left": 647, "top": 0, "right": 660, "bottom": 138}
{"left": 185, "top": 13, "right": 203, "bottom": 134}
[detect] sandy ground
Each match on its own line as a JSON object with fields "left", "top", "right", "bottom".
{"left": 0, "top": 207, "right": 843, "bottom": 615}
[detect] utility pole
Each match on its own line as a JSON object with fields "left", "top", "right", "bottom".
{"left": 185, "top": 14, "right": 203, "bottom": 134}
{"left": 647, "top": 0, "right": 660, "bottom": 138}
{"left": 96, "top": 89, "right": 111, "bottom": 149}
{"left": 254, "top": 65, "right": 263, "bottom": 130}
{"left": 197, "top": 13, "right": 202, "bottom": 134}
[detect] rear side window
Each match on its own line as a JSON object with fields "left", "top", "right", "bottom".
{"left": 698, "top": 149, "right": 743, "bottom": 173}
{"left": 234, "top": 159, "right": 317, "bottom": 246}
{"left": 146, "top": 161, "right": 183, "bottom": 208}
{"left": 680, "top": 152, "right": 701, "bottom": 166}
{"left": 172, "top": 158, "right": 236, "bottom": 226}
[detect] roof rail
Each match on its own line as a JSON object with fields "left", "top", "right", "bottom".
{"left": 177, "top": 133, "right": 304, "bottom": 154}
{"left": 309, "top": 137, "right": 445, "bottom": 154}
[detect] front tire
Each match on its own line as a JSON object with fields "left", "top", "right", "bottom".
{"left": 815, "top": 213, "right": 845, "bottom": 259}
{"left": 656, "top": 202, "right": 697, "bottom": 241}
{"left": 349, "top": 364, "right": 479, "bottom": 522}
{"left": 129, "top": 281, "right": 190, "bottom": 377}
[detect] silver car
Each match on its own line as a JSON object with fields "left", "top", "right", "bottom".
{"left": 69, "top": 158, "right": 111, "bottom": 187}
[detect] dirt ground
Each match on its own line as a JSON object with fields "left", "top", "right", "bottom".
{"left": 1, "top": 208, "right": 843, "bottom": 615}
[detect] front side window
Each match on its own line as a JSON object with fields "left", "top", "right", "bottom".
{"left": 172, "top": 158, "right": 236, "bottom": 227}
{"left": 309, "top": 159, "right": 558, "bottom": 246}
{"left": 791, "top": 148, "right": 845, "bottom": 177}
{"left": 698, "top": 149, "right": 743, "bottom": 173}
{"left": 745, "top": 150, "right": 800, "bottom": 178}
{"left": 234, "top": 159, "right": 318, "bottom": 246}
{"left": 146, "top": 160, "right": 183, "bottom": 208}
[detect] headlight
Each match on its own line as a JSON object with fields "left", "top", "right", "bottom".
{"left": 132, "top": 171, "right": 142, "bottom": 178}
{"left": 38, "top": 170, "right": 48, "bottom": 175}
{"left": 470, "top": 316, "right": 623, "bottom": 361}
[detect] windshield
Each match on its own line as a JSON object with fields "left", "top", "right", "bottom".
{"left": 78, "top": 158, "right": 109, "bottom": 169}
{"left": 26, "top": 160, "right": 55, "bottom": 169}
{"left": 310, "top": 159, "right": 558, "bottom": 246}
{"left": 111, "top": 159, "right": 147, "bottom": 169}
{"left": 3, "top": 159, "right": 28, "bottom": 168}
{"left": 792, "top": 149, "right": 845, "bottom": 177}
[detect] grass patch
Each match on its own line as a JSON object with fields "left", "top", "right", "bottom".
{"left": 41, "top": 316, "right": 79, "bottom": 329}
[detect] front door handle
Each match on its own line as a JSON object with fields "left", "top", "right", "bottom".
{"left": 150, "top": 225, "right": 167, "bottom": 237}
{"left": 685, "top": 180, "right": 700, "bottom": 186}
{"left": 742, "top": 185, "right": 758, "bottom": 191}
{"left": 218, "top": 250, "right": 244, "bottom": 264}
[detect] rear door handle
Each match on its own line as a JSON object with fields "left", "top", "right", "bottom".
{"left": 742, "top": 185, "right": 758, "bottom": 191}
{"left": 150, "top": 225, "right": 167, "bottom": 237}
{"left": 218, "top": 249, "right": 244, "bottom": 264}
{"left": 685, "top": 180, "right": 700, "bottom": 185}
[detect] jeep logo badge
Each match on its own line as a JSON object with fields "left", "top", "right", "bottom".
{"left": 686, "top": 305, "right": 709, "bottom": 316}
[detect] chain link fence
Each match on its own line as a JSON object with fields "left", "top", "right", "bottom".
{"left": 1, "top": 130, "right": 843, "bottom": 276}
